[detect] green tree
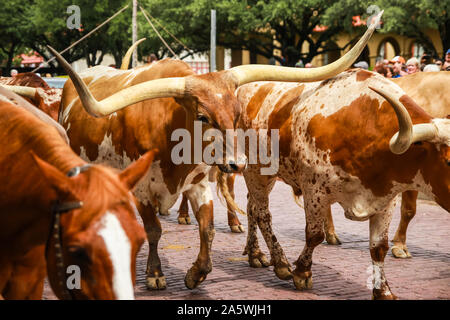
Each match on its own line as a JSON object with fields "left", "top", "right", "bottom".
{"left": 141, "top": 0, "right": 449, "bottom": 65}
{"left": 29, "top": 0, "right": 134, "bottom": 67}
{"left": 140, "top": 0, "right": 378, "bottom": 66}
{"left": 0, "top": 0, "right": 37, "bottom": 70}
{"left": 376, "top": 0, "right": 449, "bottom": 58}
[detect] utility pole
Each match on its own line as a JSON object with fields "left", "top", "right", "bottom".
{"left": 210, "top": 9, "right": 216, "bottom": 72}
{"left": 132, "top": 0, "right": 138, "bottom": 68}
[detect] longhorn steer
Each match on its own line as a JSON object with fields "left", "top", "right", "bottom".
{"left": 320, "top": 71, "right": 450, "bottom": 257}
{"left": 50, "top": 13, "right": 380, "bottom": 290}
{"left": 0, "top": 73, "right": 61, "bottom": 121}
{"left": 229, "top": 69, "right": 449, "bottom": 299}
{"left": 0, "top": 86, "right": 155, "bottom": 299}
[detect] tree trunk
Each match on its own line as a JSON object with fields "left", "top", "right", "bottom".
{"left": 6, "top": 42, "right": 16, "bottom": 71}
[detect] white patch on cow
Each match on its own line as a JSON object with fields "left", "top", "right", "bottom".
{"left": 78, "top": 65, "right": 125, "bottom": 85}
{"left": 37, "top": 88, "right": 62, "bottom": 107}
{"left": 97, "top": 212, "right": 134, "bottom": 300}
{"left": 216, "top": 93, "right": 223, "bottom": 99}
{"left": 123, "top": 64, "right": 155, "bottom": 86}
{"left": 0, "top": 94, "right": 11, "bottom": 103}
{"left": 108, "top": 112, "right": 118, "bottom": 119}
{"left": 431, "top": 118, "right": 450, "bottom": 147}
{"left": 79, "top": 133, "right": 133, "bottom": 168}
{"left": 62, "top": 97, "right": 78, "bottom": 124}
{"left": 179, "top": 164, "right": 213, "bottom": 212}
{"left": 372, "top": 262, "right": 384, "bottom": 289}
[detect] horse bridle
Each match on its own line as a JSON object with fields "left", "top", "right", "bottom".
{"left": 46, "top": 164, "right": 91, "bottom": 300}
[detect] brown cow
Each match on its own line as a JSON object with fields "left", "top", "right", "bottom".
{"left": 49, "top": 13, "right": 380, "bottom": 291}
{"left": 221, "top": 69, "right": 449, "bottom": 299}
{"left": 0, "top": 87, "right": 156, "bottom": 299}
{"left": 221, "top": 71, "right": 450, "bottom": 256}
{"left": 0, "top": 73, "right": 61, "bottom": 120}
{"left": 321, "top": 71, "right": 450, "bottom": 257}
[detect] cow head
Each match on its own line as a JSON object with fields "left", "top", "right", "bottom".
{"left": 31, "top": 150, "right": 157, "bottom": 299}
{"left": 48, "top": 11, "right": 382, "bottom": 174}
{"left": 370, "top": 86, "right": 450, "bottom": 212}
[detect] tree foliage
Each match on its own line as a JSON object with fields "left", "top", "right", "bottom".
{"left": 0, "top": 0, "right": 448, "bottom": 70}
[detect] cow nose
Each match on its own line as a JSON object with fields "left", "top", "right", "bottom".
{"left": 228, "top": 160, "right": 247, "bottom": 172}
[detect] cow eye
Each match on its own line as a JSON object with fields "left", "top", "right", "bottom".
{"left": 413, "top": 141, "right": 423, "bottom": 146}
{"left": 68, "top": 245, "right": 91, "bottom": 265}
{"left": 197, "top": 114, "right": 209, "bottom": 124}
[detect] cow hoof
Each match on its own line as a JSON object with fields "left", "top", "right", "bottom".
{"left": 325, "top": 233, "right": 342, "bottom": 245}
{"left": 274, "top": 266, "right": 293, "bottom": 280}
{"left": 159, "top": 210, "right": 170, "bottom": 216}
{"left": 372, "top": 290, "right": 397, "bottom": 300}
{"left": 230, "top": 225, "right": 245, "bottom": 233}
{"left": 146, "top": 276, "right": 167, "bottom": 290}
{"left": 184, "top": 269, "right": 206, "bottom": 290}
{"left": 391, "top": 245, "right": 412, "bottom": 259}
{"left": 293, "top": 272, "right": 313, "bottom": 290}
{"left": 248, "top": 253, "right": 270, "bottom": 268}
{"left": 178, "top": 216, "right": 191, "bottom": 225}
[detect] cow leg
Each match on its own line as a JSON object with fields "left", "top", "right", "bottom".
{"left": 225, "top": 174, "right": 244, "bottom": 233}
{"left": 183, "top": 179, "right": 215, "bottom": 289}
{"left": 138, "top": 202, "right": 166, "bottom": 290}
{"left": 391, "top": 190, "right": 417, "bottom": 258}
{"left": 244, "top": 173, "right": 291, "bottom": 280}
{"left": 369, "top": 210, "right": 397, "bottom": 300}
{"left": 292, "top": 194, "right": 327, "bottom": 290}
{"left": 324, "top": 205, "right": 341, "bottom": 245}
{"left": 177, "top": 192, "right": 191, "bottom": 225}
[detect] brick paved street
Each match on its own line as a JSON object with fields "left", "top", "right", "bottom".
{"left": 43, "top": 176, "right": 450, "bottom": 300}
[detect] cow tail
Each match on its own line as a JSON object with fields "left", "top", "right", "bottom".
{"left": 216, "top": 170, "right": 247, "bottom": 216}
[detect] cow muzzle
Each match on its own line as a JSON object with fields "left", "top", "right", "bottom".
{"left": 218, "top": 156, "right": 248, "bottom": 173}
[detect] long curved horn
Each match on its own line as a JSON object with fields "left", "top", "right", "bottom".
{"left": 369, "top": 85, "right": 443, "bottom": 153}
{"left": 120, "top": 38, "right": 146, "bottom": 70}
{"left": 369, "top": 85, "right": 413, "bottom": 154}
{"left": 229, "top": 10, "right": 383, "bottom": 86}
{"left": 48, "top": 46, "right": 186, "bottom": 117}
{"left": 0, "top": 84, "right": 37, "bottom": 101}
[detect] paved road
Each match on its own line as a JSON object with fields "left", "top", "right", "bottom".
{"left": 43, "top": 176, "right": 450, "bottom": 300}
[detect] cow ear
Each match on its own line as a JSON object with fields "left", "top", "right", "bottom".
{"left": 119, "top": 149, "right": 158, "bottom": 190}
{"left": 30, "top": 151, "right": 79, "bottom": 200}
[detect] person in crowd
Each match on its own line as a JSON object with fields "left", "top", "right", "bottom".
{"left": 389, "top": 56, "right": 407, "bottom": 78}
{"left": 442, "top": 61, "right": 450, "bottom": 71}
{"left": 434, "top": 59, "right": 443, "bottom": 70}
{"left": 420, "top": 53, "right": 432, "bottom": 71}
{"left": 268, "top": 56, "right": 276, "bottom": 65}
{"left": 305, "top": 62, "right": 314, "bottom": 68}
{"left": 148, "top": 53, "right": 158, "bottom": 64}
{"left": 10, "top": 69, "right": 18, "bottom": 77}
{"left": 295, "top": 59, "right": 304, "bottom": 68}
{"left": 375, "top": 64, "right": 393, "bottom": 78}
{"left": 406, "top": 57, "right": 420, "bottom": 74}
{"left": 445, "top": 49, "right": 450, "bottom": 64}
{"left": 353, "top": 61, "right": 369, "bottom": 70}
{"left": 423, "top": 64, "right": 441, "bottom": 72}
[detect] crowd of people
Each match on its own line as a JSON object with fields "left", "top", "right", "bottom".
{"left": 355, "top": 48, "right": 450, "bottom": 79}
